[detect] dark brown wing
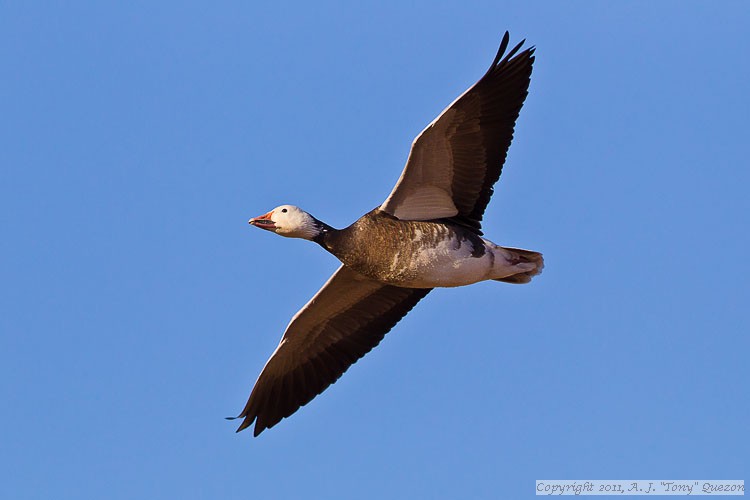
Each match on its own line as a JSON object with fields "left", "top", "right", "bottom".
{"left": 234, "top": 265, "right": 431, "bottom": 436}
{"left": 380, "top": 32, "right": 535, "bottom": 234}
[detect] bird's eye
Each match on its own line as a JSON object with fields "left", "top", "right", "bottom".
{"left": 281, "top": 208, "right": 288, "bottom": 213}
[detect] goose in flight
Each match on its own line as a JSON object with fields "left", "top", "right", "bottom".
{"left": 233, "top": 32, "right": 542, "bottom": 436}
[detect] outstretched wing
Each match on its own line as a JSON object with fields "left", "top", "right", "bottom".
{"left": 380, "top": 32, "right": 535, "bottom": 234}
{"left": 235, "top": 266, "right": 431, "bottom": 436}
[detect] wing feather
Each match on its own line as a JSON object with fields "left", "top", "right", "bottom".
{"left": 235, "top": 266, "right": 431, "bottom": 436}
{"left": 380, "top": 32, "right": 535, "bottom": 234}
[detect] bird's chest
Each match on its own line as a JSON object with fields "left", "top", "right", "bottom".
{"left": 328, "top": 223, "right": 494, "bottom": 288}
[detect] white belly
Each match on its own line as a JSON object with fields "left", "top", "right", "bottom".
{"left": 393, "top": 236, "right": 496, "bottom": 288}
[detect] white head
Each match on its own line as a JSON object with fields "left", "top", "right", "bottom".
{"left": 248, "top": 205, "right": 323, "bottom": 240}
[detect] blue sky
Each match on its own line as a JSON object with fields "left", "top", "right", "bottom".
{"left": 2, "top": 1, "right": 748, "bottom": 499}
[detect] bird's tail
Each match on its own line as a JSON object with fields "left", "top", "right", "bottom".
{"left": 493, "top": 247, "right": 544, "bottom": 284}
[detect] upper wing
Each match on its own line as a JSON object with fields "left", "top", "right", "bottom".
{"left": 380, "top": 32, "right": 535, "bottom": 234}
{"left": 235, "top": 265, "right": 431, "bottom": 436}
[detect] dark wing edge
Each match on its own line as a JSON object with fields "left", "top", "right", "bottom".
{"left": 449, "top": 32, "right": 535, "bottom": 233}
{"left": 233, "top": 267, "right": 432, "bottom": 436}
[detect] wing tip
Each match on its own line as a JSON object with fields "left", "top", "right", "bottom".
{"left": 484, "top": 32, "right": 535, "bottom": 78}
{"left": 229, "top": 410, "right": 273, "bottom": 437}
{"left": 233, "top": 414, "right": 268, "bottom": 437}
{"left": 485, "top": 31, "right": 511, "bottom": 75}
{"left": 235, "top": 415, "right": 253, "bottom": 433}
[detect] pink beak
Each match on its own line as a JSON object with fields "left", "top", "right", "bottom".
{"left": 248, "top": 211, "right": 276, "bottom": 231}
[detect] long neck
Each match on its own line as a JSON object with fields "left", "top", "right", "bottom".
{"left": 312, "top": 219, "right": 338, "bottom": 250}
